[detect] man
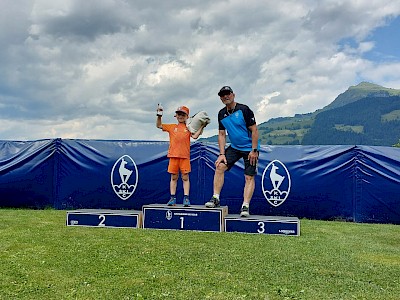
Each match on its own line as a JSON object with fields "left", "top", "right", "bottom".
{"left": 205, "top": 86, "right": 260, "bottom": 217}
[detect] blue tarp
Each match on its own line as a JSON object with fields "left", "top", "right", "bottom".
{"left": 0, "top": 139, "right": 399, "bottom": 224}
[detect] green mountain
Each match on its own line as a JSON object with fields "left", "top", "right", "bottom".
{"left": 202, "top": 82, "right": 400, "bottom": 146}
{"left": 302, "top": 95, "right": 400, "bottom": 146}
{"left": 323, "top": 82, "right": 400, "bottom": 111}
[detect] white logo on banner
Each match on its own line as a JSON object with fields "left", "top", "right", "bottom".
{"left": 111, "top": 155, "right": 138, "bottom": 200}
{"left": 261, "top": 160, "right": 291, "bottom": 207}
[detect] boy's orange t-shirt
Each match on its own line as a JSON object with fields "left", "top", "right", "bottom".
{"left": 162, "top": 123, "right": 191, "bottom": 158}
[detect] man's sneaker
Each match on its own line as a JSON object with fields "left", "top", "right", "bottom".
{"left": 167, "top": 197, "right": 176, "bottom": 206}
{"left": 183, "top": 196, "right": 191, "bottom": 207}
{"left": 240, "top": 205, "right": 250, "bottom": 217}
{"left": 205, "top": 196, "right": 220, "bottom": 208}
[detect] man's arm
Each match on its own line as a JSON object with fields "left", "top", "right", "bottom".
{"left": 248, "top": 124, "right": 259, "bottom": 166}
{"left": 215, "top": 129, "right": 227, "bottom": 166}
{"left": 218, "top": 129, "right": 227, "bottom": 153}
{"left": 248, "top": 124, "right": 259, "bottom": 149}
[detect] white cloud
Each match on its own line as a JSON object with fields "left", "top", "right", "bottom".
{"left": 1, "top": 0, "right": 400, "bottom": 141}
{"left": 257, "top": 92, "right": 280, "bottom": 114}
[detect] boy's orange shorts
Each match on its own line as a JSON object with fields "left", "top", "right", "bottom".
{"left": 168, "top": 157, "right": 191, "bottom": 174}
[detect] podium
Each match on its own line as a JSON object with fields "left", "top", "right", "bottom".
{"left": 66, "top": 209, "right": 142, "bottom": 228}
{"left": 142, "top": 204, "right": 228, "bottom": 232}
{"left": 225, "top": 215, "right": 300, "bottom": 235}
{"left": 65, "top": 206, "right": 300, "bottom": 236}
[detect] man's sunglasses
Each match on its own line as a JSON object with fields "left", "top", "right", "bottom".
{"left": 219, "top": 91, "right": 232, "bottom": 97}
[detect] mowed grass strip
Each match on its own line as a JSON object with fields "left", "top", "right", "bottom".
{"left": 0, "top": 209, "right": 399, "bottom": 300}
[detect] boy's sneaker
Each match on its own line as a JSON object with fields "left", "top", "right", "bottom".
{"left": 183, "top": 196, "right": 191, "bottom": 207}
{"left": 167, "top": 197, "right": 176, "bottom": 206}
{"left": 240, "top": 205, "right": 250, "bottom": 217}
{"left": 205, "top": 196, "right": 220, "bottom": 208}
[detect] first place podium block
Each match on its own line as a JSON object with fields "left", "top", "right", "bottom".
{"left": 142, "top": 204, "right": 228, "bottom": 232}
{"left": 225, "top": 215, "right": 300, "bottom": 236}
{"left": 66, "top": 209, "right": 142, "bottom": 228}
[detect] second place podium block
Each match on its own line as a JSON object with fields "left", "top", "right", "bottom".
{"left": 66, "top": 209, "right": 142, "bottom": 228}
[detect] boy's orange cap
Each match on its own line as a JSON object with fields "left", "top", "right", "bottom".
{"left": 175, "top": 106, "right": 189, "bottom": 115}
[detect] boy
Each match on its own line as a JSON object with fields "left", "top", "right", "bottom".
{"left": 156, "top": 104, "right": 206, "bottom": 206}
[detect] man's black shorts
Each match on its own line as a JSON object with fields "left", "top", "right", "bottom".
{"left": 224, "top": 146, "right": 257, "bottom": 176}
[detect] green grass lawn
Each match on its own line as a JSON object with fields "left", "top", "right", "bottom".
{"left": 1, "top": 209, "right": 399, "bottom": 300}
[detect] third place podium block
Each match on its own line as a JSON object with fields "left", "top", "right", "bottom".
{"left": 142, "top": 204, "right": 228, "bottom": 232}
{"left": 225, "top": 215, "right": 300, "bottom": 236}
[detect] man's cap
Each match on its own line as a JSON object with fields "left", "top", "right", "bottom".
{"left": 218, "top": 86, "right": 233, "bottom": 96}
{"left": 175, "top": 106, "right": 189, "bottom": 116}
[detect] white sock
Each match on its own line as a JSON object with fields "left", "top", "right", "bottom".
{"left": 213, "top": 194, "right": 220, "bottom": 199}
{"left": 242, "top": 202, "right": 249, "bottom": 208}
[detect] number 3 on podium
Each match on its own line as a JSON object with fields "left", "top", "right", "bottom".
{"left": 257, "top": 221, "right": 265, "bottom": 233}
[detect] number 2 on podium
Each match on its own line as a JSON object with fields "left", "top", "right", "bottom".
{"left": 98, "top": 214, "right": 106, "bottom": 226}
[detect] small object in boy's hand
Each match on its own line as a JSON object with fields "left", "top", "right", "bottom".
{"left": 157, "top": 103, "right": 163, "bottom": 116}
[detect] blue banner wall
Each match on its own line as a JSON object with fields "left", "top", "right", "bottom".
{"left": 252, "top": 145, "right": 357, "bottom": 221}
{"left": 0, "top": 139, "right": 399, "bottom": 224}
{"left": 55, "top": 139, "right": 171, "bottom": 210}
{"left": 354, "top": 146, "right": 400, "bottom": 223}
{"left": 0, "top": 139, "right": 56, "bottom": 208}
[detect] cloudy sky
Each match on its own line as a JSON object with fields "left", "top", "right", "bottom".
{"left": 1, "top": 0, "right": 400, "bottom": 141}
